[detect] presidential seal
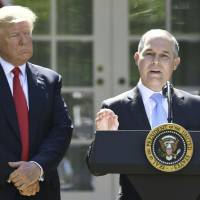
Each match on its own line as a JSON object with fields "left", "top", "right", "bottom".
{"left": 145, "top": 123, "right": 193, "bottom": 172}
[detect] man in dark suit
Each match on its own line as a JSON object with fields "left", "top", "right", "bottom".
{"left": 87, "top": 29, "right": 200, "bottom": 199}
{"left": 0, "top": 5, "right": 73, "bottom": 200}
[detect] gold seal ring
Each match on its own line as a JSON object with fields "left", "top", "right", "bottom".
{"left": 145, "top": 123, "right": 193, "bottom": 172}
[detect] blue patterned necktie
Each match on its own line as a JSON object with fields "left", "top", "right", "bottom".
{"left": 151, "top": 93, "right": 167, "bottom": 128}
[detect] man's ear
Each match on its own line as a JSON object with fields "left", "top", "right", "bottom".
{"left": 134, "top": 52, "right": 139, "bottom": 65}
{"left": 173, "top": 57, "right": 180, "bottom": 70}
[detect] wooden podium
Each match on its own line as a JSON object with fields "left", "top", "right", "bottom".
{"left": 88, "top": 130, "right": 200, "bottom": 200}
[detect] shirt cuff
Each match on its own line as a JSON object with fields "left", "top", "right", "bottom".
{"left": 30, "top": 161, "right": 44, "bottom": 182}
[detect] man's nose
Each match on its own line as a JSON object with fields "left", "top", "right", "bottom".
{"left": 19, "top": 34, "right": 29, "bottom": 45}
{"left": 152, "top": 56, "right": 159, "bottom": 65}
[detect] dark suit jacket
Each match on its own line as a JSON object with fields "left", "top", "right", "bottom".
{"left": 0, "top": 63, "right": 73, "bottom": 200}
{"left": 87, "top": 86, "right": 200, "bottom": 200}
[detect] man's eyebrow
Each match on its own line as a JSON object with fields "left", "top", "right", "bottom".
{"left": 144, "top": 49, "right": 170, "bottom": 54}
{"left": 143, "top": 48, "right": 153, "bottom": 52}
{"left": 162, "top": 50, "right": 170, "bottom": 54}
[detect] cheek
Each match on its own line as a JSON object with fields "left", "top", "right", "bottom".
{"left": 7, "top": 42, "right": 18, "bottom": 50}
{"left": 164, "top": 66, "right": 174, "bottom": 78}
{"left": 138, "top": 59, "right": 150, "bottom": 70}
{"left": 138, "top": 58, "right": 146, "bottom": 68}
{"left": 139, "top": 57, "right": 152, "bottom": 66}
{"left": 138, "top": 64, "right": 148, "bottom": 78}
{"left": 28, "top": 40, "right": 33, "bottom": 49}
{"left": 4, "top": 43, "right": 15, "bottom": 54}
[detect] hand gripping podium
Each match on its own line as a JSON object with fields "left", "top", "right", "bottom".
{"left": 89, "top": 130, "right": 200, "bottom": 200}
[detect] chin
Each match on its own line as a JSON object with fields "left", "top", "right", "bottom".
{"left": 148, "top": 82, "right": 163, "bottom": 91}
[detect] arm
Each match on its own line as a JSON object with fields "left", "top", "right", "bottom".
{"left": 31, "top": 75, "right": 73, "bottom": 174}
{"left": 86, "top": 108, "right": 119, "bottom": 176}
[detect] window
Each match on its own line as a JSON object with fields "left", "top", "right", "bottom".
{"left": 129, "top": 0, "right": 200, "bottom": 87}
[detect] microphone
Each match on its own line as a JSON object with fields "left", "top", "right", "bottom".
{"left": 162, "top": 81, "right": 174, "bottom": 123}
{"left": 162, "top": 81, "right": 174, "bottom": 98}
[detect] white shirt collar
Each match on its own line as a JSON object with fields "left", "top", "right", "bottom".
{"left": 137, "top": 79, "right": 168, "bottom": 128}
{"left": 0, "top": 57, "right": 26, "bottom": 76}
{"left": 137, "top": 79, "right": 162, "bottom": 103}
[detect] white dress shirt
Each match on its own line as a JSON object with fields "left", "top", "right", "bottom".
{"left": 137, "top": 79, "right": 168, "bottom": 128}
{"left": 0, "top": 57, "right": 29, "bottom": 107}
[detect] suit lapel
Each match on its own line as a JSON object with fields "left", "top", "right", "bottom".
{"left": 26, "top": 63, "right": 46, "bottom": 151}
{"left": 172, "top": 89, "right": 185, "bottom": 125}
{"left": 127, "top": 87, "right": 151, "bottom": 130}
{"left": 0, "top": 65, "right": 21, "bottom": 139}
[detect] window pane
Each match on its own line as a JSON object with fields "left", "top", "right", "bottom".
{"left": 30, "top": 41, "right": 51, "bottom": 67}
{"left": 172, "top": 0, "right": 200, "bottom": 34}
{"left": 129, "top": 42, "right": 139, "bottom": 87}
{"left": 63, "top": 92, "right": 94, "bottom": 139}
{"left": 57, "top": 0, "right": 93, "bottom": 34}
{"left": 173, "top": 41, "right": 200, "bottom": 86}
{"left": 13, "top": 0, "right": 51, "bottom": 34}
{"left": 57, "top": 42, "right": 93, "bottom": 86}
{"left": 129, "top": 0, "right": 165, "bottom": 35}
{"left": 58, "top": 145, "right": 93, "bottom": 191}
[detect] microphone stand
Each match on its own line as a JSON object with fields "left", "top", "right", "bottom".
{"left": 162, "top": 81, "right": 174, "bottom": 123}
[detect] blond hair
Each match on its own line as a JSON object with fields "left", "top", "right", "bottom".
{"left": 0, "top": 5, "right": 37, "bottom": 31}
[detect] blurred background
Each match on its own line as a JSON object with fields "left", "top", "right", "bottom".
{"left": 1, "top": 0, "right": 200, "bottom": 199}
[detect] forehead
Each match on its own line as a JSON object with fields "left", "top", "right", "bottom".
{"left": 1, "top": 21, "right": 31, "bottom": 33}
{"left": 8, "top": 21, "right": 30, "bottom": 30}
{"left": 143, "top": 35, "right": 174, "bottom": 53}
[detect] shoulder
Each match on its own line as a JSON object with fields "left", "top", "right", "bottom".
{"left": 27, "top": 62, "right": 61, "bottom": 82}
{"left": 174, "top": 88, "right": 200, "bottom": 103}
{"left": 102, "top": 87, "right": 138, "bottom": 107}
{"left": 27, "top": 63, "right": 60, "bottom": 77}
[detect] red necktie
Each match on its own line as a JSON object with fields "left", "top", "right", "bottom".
{"left": 12, "top": 67, "right": 29, "bottom": 161}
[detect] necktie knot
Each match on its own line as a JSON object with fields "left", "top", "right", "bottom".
{"left": 12, "top": 67, "right": 21, "bottom": 77}
{"left": 151, "top": 93, "right": 163, "bottom": 104}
